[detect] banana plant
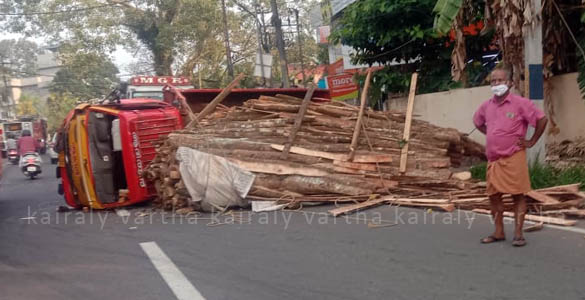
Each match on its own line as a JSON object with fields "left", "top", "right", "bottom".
{"left": 432, "top": 0, "right": 463, "bottom": 35}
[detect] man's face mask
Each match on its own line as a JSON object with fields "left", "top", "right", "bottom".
{"left": 491, "top": 84, "right": 509, "bottom": 97}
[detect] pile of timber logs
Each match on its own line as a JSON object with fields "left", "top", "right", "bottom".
{"left": 145, "top": 94, "right": 584, "bottom": 225}
{"left": 145, "top": 93, "right": 486, "bottom": 210}
{"left": 546, "top": 138, "right": 585, "bottom": 168}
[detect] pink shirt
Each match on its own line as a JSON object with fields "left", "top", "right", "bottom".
{"left": 473, "top": 93, "right": 545, "bottom": 162}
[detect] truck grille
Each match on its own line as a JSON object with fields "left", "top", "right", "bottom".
{"left": 134, "top": 116, "right": 178, "bottom": 163}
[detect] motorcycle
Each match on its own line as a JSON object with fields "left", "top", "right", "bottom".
{"left": 20, "top": 152, "right": 42, "bottom": 179}
{"left": 7, "top": 149, "right": 19, "bottom": 165}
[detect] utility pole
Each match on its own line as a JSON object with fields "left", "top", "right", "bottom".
{"left": 270, "top": 0, "right": 290, "bottom": 88}
{"left": 221, "top": 0, "right": 235, "bottom": 80}
{"left": 293, "top": 8, "right": 306, "bottom": 86}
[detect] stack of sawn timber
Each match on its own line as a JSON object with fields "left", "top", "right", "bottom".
{"left": 145, "top": 93, "right": 487, "bottom": 211}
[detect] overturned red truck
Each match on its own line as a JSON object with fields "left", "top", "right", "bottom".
{"left": 57, "top": 82, "right": 331, "bottom": 209}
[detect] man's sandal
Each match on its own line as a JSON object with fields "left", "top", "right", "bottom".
{"left": 512, "top": 237, "right": 527, "bottom": 247}
{"left": 480, "top": 235, "right": 506, "bottom": 244}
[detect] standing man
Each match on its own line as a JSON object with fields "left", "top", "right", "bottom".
{"left": 473, "top": 68, "right": 548, "bottom": 247}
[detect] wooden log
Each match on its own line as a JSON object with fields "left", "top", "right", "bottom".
{"left": 349, "top": 69, "right": 372, "bottom": 161}
{"left": 188, "top": 73, "right": 244, "bottom": 127}
{"left": 400, "top": 72, "right": 418, "bottom": 173}
{"left": 169, "top": 170, "right": 181, "bottom": 180}
{"left": 389, "top": 200, "right": 455, "bottom": 212}
{"left": 472, "top": 209, "right": 577, "bottom": 226}
{"left": 228, "top": 159, "right": 330, "bottom": 177}
{"left": 312, "top": 163, "right": 367, "bottom": 175}
{"left": 333, "top": 160, "right": 378, "bottom": 171}
{"left": 329, "top": 198, "right": 388, "bottom": 216}
{"left": 271, "top": 144, "right": 393, "bottom": 163}
{"left": 536, "top": 183, "right": 581, "bottom": 194}
{"left": 282, "top": 84, "right": 316, "bottom": 158}
{"left": 525, "top": 190, "right": 561, "bottom": 204}
{"left": 282, "top": 175, "right": 375, "bottom": 196}
{"left": 524, "top": 222, "right": 544, "bottom": 232}
{"left": 538, "top": 209, "right": 585, "bottom": 216}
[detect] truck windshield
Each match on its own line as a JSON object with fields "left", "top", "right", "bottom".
{"left": 132, "top": 91, "right": 163, "bottom": 100}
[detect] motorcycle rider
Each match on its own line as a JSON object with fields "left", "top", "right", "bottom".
{"left": 17, "top": 130, "right": 40, "bottom": 168}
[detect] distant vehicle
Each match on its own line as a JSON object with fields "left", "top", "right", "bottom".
{"left": 7, "top": 149, "right": 18, "bottom": 165}
{"left": 47, "top": 133, "right": 59, "bottom": 164}
{"left": 126, "top": 76, "right": 193, "bottom": 100}
{"left": 56, "top": 99, "right": 182, "bottom": 209}
{"left": 0, "top": 118, "right": 48, "bottom": 157}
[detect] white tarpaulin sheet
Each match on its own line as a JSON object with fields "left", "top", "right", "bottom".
{"left": 176, "top": 147, "right": 256, "bottom": 212}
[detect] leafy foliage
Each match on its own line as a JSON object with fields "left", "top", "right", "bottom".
{"left": 330, "top": 0, "right": 457, "bottom": 98}
{"left": 0, "top": 39, "right": 41, "bottom": 76}
{"left": 432, "top": 0, "right": 463, "bottom": 35}
{"left": 50, "top": 53, "right": 119, "bottom": 100}
{"left": 16, "top": 93, "right": 46, "bottom": 116}
{"left": 4, "top": 0, "right": 223, "bottom": 75}
{"left": 46, "top": 92, "right": 77, "bottom": 132}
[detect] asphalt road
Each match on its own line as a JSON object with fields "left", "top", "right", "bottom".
{"left": 1, "top": 157, "right": 585, "bottom": 300}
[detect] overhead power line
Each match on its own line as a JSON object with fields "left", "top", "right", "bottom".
{"left": 0, "top": 1, "right": 131, "bottom": 16}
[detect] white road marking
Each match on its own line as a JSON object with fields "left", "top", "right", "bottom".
{"left": 140, "top": 241, "right": 205, "bottom": 300}
{"left": 544, "top": 224, "right": 585, "bottom": 235}
{"left": 474, "top": 213, "right": 585, "bottom": 235}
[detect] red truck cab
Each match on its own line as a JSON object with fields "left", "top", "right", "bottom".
{"left": 57, "top": 99, "right": 182, "bottom": 209}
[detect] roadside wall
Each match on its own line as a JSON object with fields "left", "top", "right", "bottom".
{"left": 386, "top": 72, "right": 585, "bottom": 145}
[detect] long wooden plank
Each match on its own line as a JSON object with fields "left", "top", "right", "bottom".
{"left": 282, "top": 84, "right": 316, "bottom": 158}
{"left": 228, "top": 159, "right": 329, "bottom": 177}
{"left": 271, "top": 144, "right": 393, "bottom": 163}
{"left": 329, "top": 198, "right": 388, "bottom": 217}
{"left": 472, "top": 209, "right": 577, "bottom": 226}
{"left": 539, "top": 209, "right": 585, "bottom": 217}
{"left": 400, "top": 72, "right": 418, "bottom": 173}
{"left": 391, "top": 201, "right": 455, "bottom": 212}
{"left": 536, "top": 183, "right": 581, "bottom": 194}
{"left": 187, "top": 73, "right": 245, "bottom": 127}
{"left": 525, "top": 190, "right": 561, "bottom": 204}
{"left": 333, "top": 160, "right": 378, "bottom": 171}
{"left": 349, "top": 69, "right": 372, "bottom": 161}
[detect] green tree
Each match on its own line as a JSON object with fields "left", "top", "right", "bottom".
{"left": 330, "top": 0, "right": 456, "bottom": 100}
{"left": 5, "top": 0, "right": 223, "bottom": 75}
{"left": 50, "top": 53, "right": 120, "bottom": 99}
{"left": 16, "top": 93, "right": 46, "bottom": 116}
{"left": 46, "top": 92, "right": 77, "bottom": 132}
{"left": 0, "top": 39, "right": 41, "bottom": 76}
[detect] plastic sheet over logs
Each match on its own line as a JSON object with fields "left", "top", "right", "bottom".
{"left": 176, "top": 147, "right": 255, "bottom": 212}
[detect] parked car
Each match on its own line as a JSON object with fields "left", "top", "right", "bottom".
{"left": 47, "top": 133, "right": 58, "bottom": 164}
